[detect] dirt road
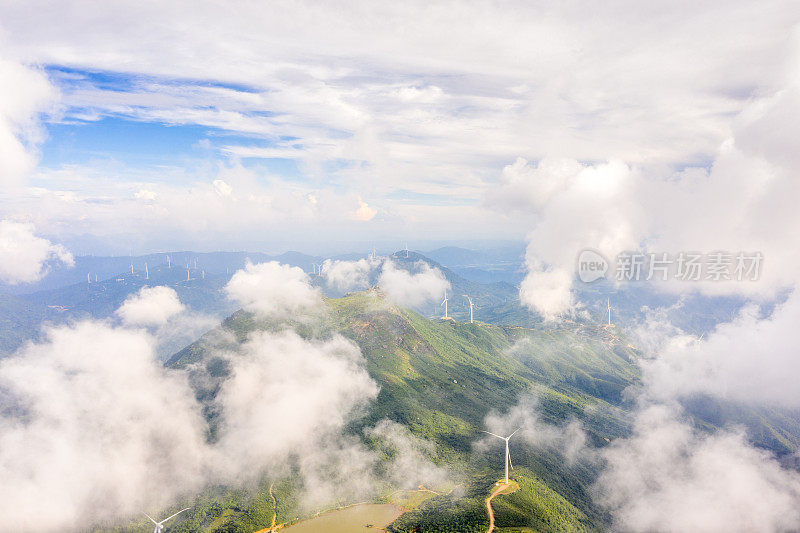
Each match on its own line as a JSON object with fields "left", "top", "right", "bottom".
{"left": 485, "top": 482, "right": 509, "bottom": 533}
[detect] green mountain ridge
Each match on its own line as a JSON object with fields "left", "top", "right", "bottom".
{"left": 6, "top": 255, "right": 799, "bottom": 531}
{"left": 165, "top": 289, "right": 641, "bottom": 532}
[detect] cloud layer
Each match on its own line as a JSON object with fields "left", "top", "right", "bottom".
{"left": 597, "top": 404, "right": 800, "bottom": 533}
{"left": 0, "top": 321, "right": 208, "bottom": 531}
{"left": 213, "top": 330, "right": 379, "bottom": 475}
{"left": 642, "top": 291, "right": 800, "bottom": 409}
{"left": 510, "top": 62, "right": 800, "bottom": 317}
{"left": 1, "top": 2, "right": 798, "bottom": 250}
{"left": 0, "top": 219, "right": 73, "bottom": 284}
{"left": 0, "top": 264, "right": 450, "bottom": 530}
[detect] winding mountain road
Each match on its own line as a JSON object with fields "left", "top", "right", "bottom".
{"left": 485, "top": 482, "right": 509, "bottom": 533}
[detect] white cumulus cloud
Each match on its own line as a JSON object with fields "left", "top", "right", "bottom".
{"left": 0, "top": 321, "right": 209, "bottom": 531}
{"left": 320, "top": 258, "right": 375, "bottom": 292}
{"left": 596, "top": 404, "right": 800, "bottom": 533}
{"left": 213, "top": 330, "right": 379, "bottom": 478}
{"left": 0, "top": 57, "right": 57, "bottom": 187}
{"left": 353, "top": 196, "right": 377, "bottom": 221}
{"left": 0, "top": 281, "right": 449, "bottom": 529}
{"left": 0, "top": 219, "right": 73, "bottom": 284}
{"left": 506, "top": 65, "right": 800, "bottom": 317}
{"left": 378, "top": 260, "right": 450, "bottom": 308}
{"left": 116, "top": 285, "right": 186, "bottom": 327}
{"left": 224, "top": 261, "right": 321, "bottom": 317}
{"left": 643, "top": 290, "right": 800, "bottom": 409}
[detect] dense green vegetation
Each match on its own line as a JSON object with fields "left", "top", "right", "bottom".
{"left": 6, "top": 250, "right": 797, "bottom": 532}
{"left": 161, "top": 289, "right": 641, "bottom": 531}
{"left": 491, "top": 470, "right": 592, "bottom": 532}
{"left": 167, "top": 479, "right": 303, "bottom": 533}
{"left": 387, "top": 470, "right": 592, "bottom": 533}
{"left": 113, "top": 280, "right": 800, "bottom": 532}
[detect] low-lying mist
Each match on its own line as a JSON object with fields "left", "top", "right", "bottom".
{"left": 0, "top": 262, "right": 451, "bottom": 531}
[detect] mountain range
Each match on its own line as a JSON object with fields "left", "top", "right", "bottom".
{"left": 1, "top": 248, "right": 793, "bottom": 532}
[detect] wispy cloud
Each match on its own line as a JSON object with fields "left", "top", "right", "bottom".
{"left": 2, "top": 2, "right": 797, "bottom": 248}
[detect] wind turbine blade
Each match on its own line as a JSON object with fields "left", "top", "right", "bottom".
{"left": 508, "top": 450, "right": 515, "bottom": 471}
{"left": 161, "top": 508, "right": 191, "bottom": 523}
{"left": 481, "top": 430, "right": 505, "bottom": 440}
{"left": 508, "top": 427, "right": 522, "bottom": 438}
{"left": 143, "top": 513, "right": 159, "bottom": 525}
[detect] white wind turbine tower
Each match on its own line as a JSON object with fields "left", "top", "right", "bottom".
{"left": 167, "top": 255, "right": 171, "bottom": 269}
{"left": 464, "top": 295, "right": 476, "bottom": 323}
{"left": 607, "top": 298, "right": 612, "bottom": 326}
{"left": 87, "top": 273, "right": 91, "bottom": 284}
{"left": 441, "top": 290, "right": 449, "bottom": 319}
{"left": 143, "top": 508, "right": 190, "bottom": 533}
{"left": 483, "top": 428, "right": 521, "bottom": 484}
{"left": 145, "top": 262, "right": 149, "bottom": 280}
{"left": 405, "top": 242, "right": 409, "bottom": 258}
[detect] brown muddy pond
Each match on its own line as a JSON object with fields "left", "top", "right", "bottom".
{"left": 281, "top": 504, "right": 403, "bottom": 532}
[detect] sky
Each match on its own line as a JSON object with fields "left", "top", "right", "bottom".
{"left": 4, "top": 4, "right": 800, "bottom": 530}
{"left": 1, "top": 0, "right": 799, "bottom": 255}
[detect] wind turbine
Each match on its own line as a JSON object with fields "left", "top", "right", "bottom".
{"left": 143, "top": 508, "right": 190, "bottom": 533}
{"left": 167, "top": 255, "right": 171, "bottom": 269}
{"left": 87, "top": 273, "right": 91, "bottom": 284}
{"left": 145, "top": 262, "right": 149, "bottom": 280}
{"left": 607, "top": 298, "right": 612, "bottom": 326}
{"left": 405, "top": 242, "right": 409, "bottom": 258}
{"left": 482, "top": 428, "right": 521, "bottom": 484}
{"left": 464, "top": 295, "right": 476, "bottom": 323}
{"left": 441, "top": 290, "right": 449, "bottom": 319}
